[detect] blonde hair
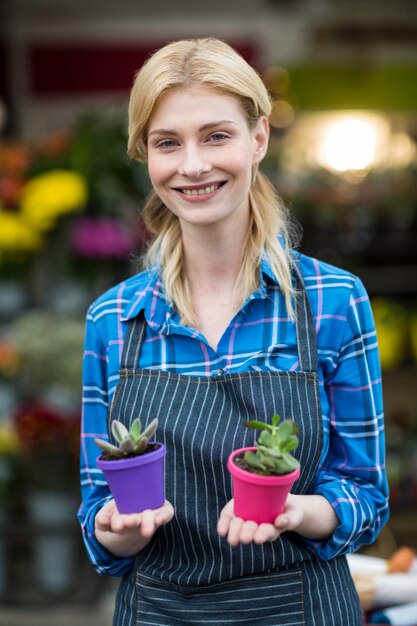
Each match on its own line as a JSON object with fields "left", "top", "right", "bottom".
{"left": 128, "top": 38, "right": 297, "bottom": 325}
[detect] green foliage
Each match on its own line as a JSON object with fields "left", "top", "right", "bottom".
{"left": 95, "top": 418, "right": 158, "bottom": 459}
{"left": 243, "top": 414, "right": 300, "bottom": 476}
{"left": 10, "top": 310, "right": 85, "bottom": 396}
{"left": 67, "top": 113, "right": 151, "bottom": 215}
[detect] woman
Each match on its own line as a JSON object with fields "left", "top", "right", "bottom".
{"left": 78, "top": 38, "right": 389, "bottom": 625}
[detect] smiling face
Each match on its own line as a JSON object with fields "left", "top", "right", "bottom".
{"left": 145, "top": 86, "right": 269, "bottom": 234}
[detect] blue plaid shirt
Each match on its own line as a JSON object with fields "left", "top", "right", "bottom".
{"left": 78, "top": 250, "right": 389, "bottom": 576}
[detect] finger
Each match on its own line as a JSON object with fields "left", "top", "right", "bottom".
{"left": 95, "top": 509, "right": 112, "bottom": 532}
{"left": 110, "top": 512, "right": 142, "bottom": 532}
{"left": 103, "top": 500, "right": 117, "bottom": 514}
{"left": 239, "top": 521, "right": 258, "bottom": 544}
{"left": 154, "top": 501, "right": 175, "bottom": 525}
{"left": 217, "top": 511, "right": 234, "bottom": 537}
{"left": 227, "top": 517, "right": 245, "bottom": 547}
{"left": 110, "top": 501, "right": 174, "bottom": 533}
{"left": 253, "top": 523, "right": 279, "bottom": 544}
{"left": 274, "top": 508, "right": 303, "bottom": 532}
{"left": 274, "top": 514, "right": 290, "bottom": 531}
{"left": 95, "top": 500, "right": 116, "bottom": 531}
{"left": 140, "top": 510, "right": 157, "bottom": 537}
{"left": 220, "top": 500, "right": 235, "bottom": 517}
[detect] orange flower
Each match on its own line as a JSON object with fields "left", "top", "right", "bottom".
{"left": 37, "top": 131, "right": 71, "bottom": 157}
{"left": 0, "top": 175, "right": 24, "bottom": 206}
{"left": 0, "top": 340, "right": 20, "bottom": 377}
{"left": 0, "top": 145, "right": 31, "bottom": 176}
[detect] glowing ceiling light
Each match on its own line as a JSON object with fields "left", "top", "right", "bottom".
{"left": 389, "top": 131, "right": 417, "bottom": 168}
{"left": 319, "top": 117, "right": 378, "bottom": 172}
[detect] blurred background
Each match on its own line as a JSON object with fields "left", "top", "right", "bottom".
{"left": 0, "top": 0, "right": 417, "bottom": 624}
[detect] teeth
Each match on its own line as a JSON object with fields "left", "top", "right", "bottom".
{"left": 182, "top": 183, "right": 220, "bottom": 196}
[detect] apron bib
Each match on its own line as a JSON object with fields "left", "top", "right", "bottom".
{"left": 108, "top": 266, "right": 362, "bottom": 626}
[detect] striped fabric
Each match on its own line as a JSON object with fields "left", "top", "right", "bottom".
{"left": 108, "top": 265, "right": 362, "bottom": 625}
{"left": 113, "top": 557, "right": 361, "bottom": 626}
{"left": 110, "top": 310, "right": 321, "bottom": 587}
{"left": 78, "top": 250, "right": 389, "bottom": 577}
{"left": 135, "top": 569, "right": 305, "bottom": 625}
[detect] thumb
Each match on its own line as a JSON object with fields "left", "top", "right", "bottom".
{"left": 95, "top": 501, "right": 115, "bottom": 531}
{"left": 274, "top": 507, "right": 303, "bottom": 532}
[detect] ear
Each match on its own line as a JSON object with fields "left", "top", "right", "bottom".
{"left": 252, "top": 116, "right": 270, "bottom": 165}
{"left": 139, "top": 139, "right": 148, "bottom": 160}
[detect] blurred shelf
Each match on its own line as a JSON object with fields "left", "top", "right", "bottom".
{"left": 382, "top": 366, "right": 417, "bottom": 415}
{"left": 387, "top": 508, "right": 417, "bottom": 551}
{"left": 0, "top": 602, "right": 114, "bottom": 626}
{"left": 1, "top": 518, "right": 105, "bottom": 607}
{"left": 356, "top": 264, "right": 417, "bottom": 296}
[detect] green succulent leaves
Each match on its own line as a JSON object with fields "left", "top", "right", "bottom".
{"left": 243, "top": 414, "right": 300, "bottom": 475}
{"left": 95, "top": 417, "right": 158, "bottom": 459}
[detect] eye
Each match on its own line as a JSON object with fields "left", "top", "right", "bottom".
{"left": 207, "top": 132, "right": 230, "bottom": 142}
{"left": 155, "top": 139, "right": 178, "bottom": 149}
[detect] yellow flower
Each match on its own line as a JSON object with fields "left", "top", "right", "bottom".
{"left": 0, "top": 209, "right": 42, "bottom": 252}
{"left": 0, "top": 424, "right": 20, "bottom": 456}
{"left": 20, "top": 170, "right": 87, "bottom": 231}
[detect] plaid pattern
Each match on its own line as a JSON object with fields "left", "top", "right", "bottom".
{"left": 78, "top": 250, "right": 389, "bottom": 576}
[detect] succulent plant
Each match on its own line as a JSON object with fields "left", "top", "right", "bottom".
{"left": 243, "top": 414, "right": 300, "bottom": 475}
{"left": 95, "top": 418, "right": 158, "bottom": 459}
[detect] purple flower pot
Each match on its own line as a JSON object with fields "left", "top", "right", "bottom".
{"left": 96, "top": 443, "right": 166, "bottom": 514}
{"left": 227, "top": 447, "right": 300, "bottom": 524}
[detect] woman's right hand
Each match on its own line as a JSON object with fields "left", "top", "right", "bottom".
{"left": 95, "top": 499, "right": 174, "bottom": 558}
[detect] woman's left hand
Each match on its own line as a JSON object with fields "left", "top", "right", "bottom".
{"left": 217, "top": 494, "right": 304, "bottom": 546}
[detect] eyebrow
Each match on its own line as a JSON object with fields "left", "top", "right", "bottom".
{"left": 148, "top": 120, "right": 237, "bottom": 138}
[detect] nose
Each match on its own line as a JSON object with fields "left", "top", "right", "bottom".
{"left": 178, "top": 145, "right": 211, "bottom": 179}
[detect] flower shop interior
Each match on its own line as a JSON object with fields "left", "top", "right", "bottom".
{"left": 1, "top": 0, "right": 417, "bottom": 624}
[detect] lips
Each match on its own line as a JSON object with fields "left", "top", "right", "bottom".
{"left": 174, "top": 181, "right": 226, "bottom": 196}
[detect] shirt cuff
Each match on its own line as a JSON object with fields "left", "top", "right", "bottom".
{"left": 300, "top": 481, "right": 373, "bottom": 560}
{"left": 79, "top": 497, "right": 136, "bottom": 576}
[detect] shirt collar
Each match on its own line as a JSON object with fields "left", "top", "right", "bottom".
{"left": 260, "top": 256, "right": 280, "bottom": 288}
{"left": 121, "top": 257, "right": 281, "bottom": 327}
{"left": 120, "top": 269, "right": 172, "bottom": 330}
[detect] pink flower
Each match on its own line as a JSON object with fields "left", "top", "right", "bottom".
{"left": 70, "top": 216, "right": 136, "bottom": 259}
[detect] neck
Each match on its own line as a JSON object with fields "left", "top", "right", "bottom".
{"left": 181, "top": 218, "right": 249, "bottom": 295}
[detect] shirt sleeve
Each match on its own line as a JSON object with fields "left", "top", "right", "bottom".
{"left": 304, "top": 276, "right": 389, "bottom": 559}
{"left": 77, "top": 303, "right": 135, "bottom": 576}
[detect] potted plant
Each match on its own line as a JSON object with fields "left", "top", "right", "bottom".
{"left": 0, "top": 422, "right": 21, "bottom": 601}
{"left": 15, "top": 403, "right": 81, "bottom": 596}
{"left": 227, "top": 414, "right": 300, "bottom": 524}
{"left": 95, "top": 418, "right": 165, "bottom": 514}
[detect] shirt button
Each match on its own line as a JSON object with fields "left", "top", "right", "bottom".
{"left": 217, "top": 368, "right": 225, "bottom": 376}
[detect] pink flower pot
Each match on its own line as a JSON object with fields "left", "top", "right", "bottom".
{"left": 227, "top": 447, "right": 300, "bottom": 524}
{"left": 97, "top": 443, "right": 166, "bottom": 514}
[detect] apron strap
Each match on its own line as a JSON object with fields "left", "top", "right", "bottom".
{"left": 121, "top": 312, "right": 146, "bottom": 370}
{"left": 293, "top": 260, "right": 318, "bottom": 372}
{"left": 121, "top": 261, "right": 319, "bottom": 373}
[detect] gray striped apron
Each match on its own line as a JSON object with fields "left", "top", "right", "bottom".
{"left": 108, "top": 268, "right": 362, "bottom": 625}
